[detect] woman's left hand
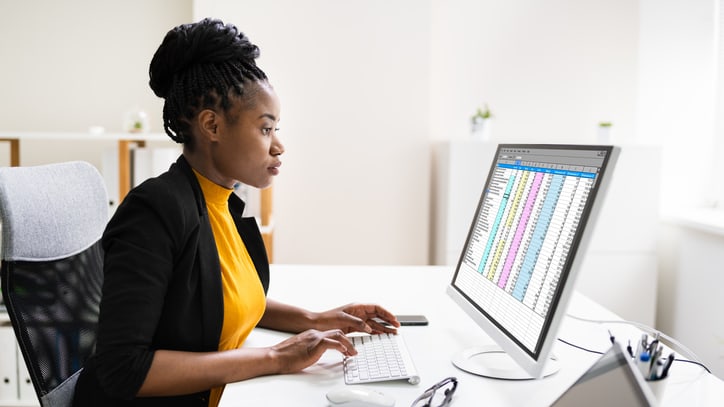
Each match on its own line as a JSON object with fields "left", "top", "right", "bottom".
{"left": 313, "top": 303, "right": 400, "bottom": 335}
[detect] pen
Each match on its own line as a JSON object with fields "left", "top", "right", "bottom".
{"left": 627, "top": 339, "right": 634, "bottom": 359}
{"left": 636, "top": 333, "right": 648, "bottom": 360}
{"left": 650, "top": 345, "right": 663, "bottom": 374}
{"left": 638, "top": 351, "right": 651, "bottom": 378}
{"left": 648, "top": 337, "right": 659, "bottom": 355}
{"left": 650, "top": 358, "right": 665, "bottom": 381}
{"left": 661, "top": 352, "right": 675, "bottom": 379}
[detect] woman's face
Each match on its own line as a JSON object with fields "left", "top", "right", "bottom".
{"left": 212, "top": 81, "right": 284, "bottom": 189}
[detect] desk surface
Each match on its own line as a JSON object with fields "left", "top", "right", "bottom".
{"left": 220, "top": 265, "right": 724, "bottom": 406}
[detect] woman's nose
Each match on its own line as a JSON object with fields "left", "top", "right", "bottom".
{"left": 271, "top": 137, "right": 285, "bottom": 156}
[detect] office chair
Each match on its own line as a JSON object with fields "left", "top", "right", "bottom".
{"left": 0, "top": 161, "right": 108, "bottom": 407}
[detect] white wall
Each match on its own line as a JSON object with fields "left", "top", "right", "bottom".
{"left": 430, "top": 0, "right": 639, "bottom": 144}
{"left": 636, "top": 0, "right": 718, "bottom": 214}
{"left": 637, "top": 0, "right": 724, "bottom": 379}
{"left": 193, "top": 0, "right": 639, "bottom": 265}
{"left": 193, "top": 0, "right": 432, "bottom": 265}
{"left": 1, "top": 0, "right": 639, "bottom": 267}
{"left": 0, "top": 0, "right": 191, "bottom": 168}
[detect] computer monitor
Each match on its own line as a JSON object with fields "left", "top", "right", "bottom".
{"left": 446, "top": 144, "right": 619, "bottom": 380}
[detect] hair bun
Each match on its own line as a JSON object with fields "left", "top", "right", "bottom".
{"left": 149, "top": 18, "right": 261, "bottom": 98}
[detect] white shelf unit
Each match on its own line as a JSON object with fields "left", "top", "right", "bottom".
{"left": 431, "top": 141, "right": 661, "bottom": 325}
{"left": 0, "top": 312, "right": 38, "bottom": 407}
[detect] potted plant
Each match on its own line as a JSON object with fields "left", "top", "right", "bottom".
{"left": 597, "top": 121, "right": 612, "bottom": 144}
{"left": 471, "top": 104, "right": 493, "bottom": 140}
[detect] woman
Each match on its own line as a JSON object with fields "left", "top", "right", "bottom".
{"left": 72, "top": 18, "right": 400, "bottom": 407}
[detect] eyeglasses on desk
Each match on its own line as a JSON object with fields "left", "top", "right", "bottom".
{"left": 410, "top": 376, "right": 458, "bottom": 407}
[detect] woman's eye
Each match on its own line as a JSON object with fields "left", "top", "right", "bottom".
{"left": 262, "top": 127, "right": 280, "bottom": 136}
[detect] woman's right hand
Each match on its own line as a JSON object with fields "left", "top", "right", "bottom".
{"left": 269, "top": 329, "right": 356, "bottom": 374}
{"left": 137, "top": 329, "right": 356, "bottom": 396}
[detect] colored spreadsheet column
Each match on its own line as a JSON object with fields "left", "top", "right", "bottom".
{"left": 511, "top": 173, "right": 564, "bottom": 301}
{"left": 498, "top": 172, "right": 544, "bottom": 289}
{"left": 478, "top": 173, "right": 516, "bottom": 275}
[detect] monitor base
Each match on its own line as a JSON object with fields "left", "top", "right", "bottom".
{"left": 452, "top": 345, "right": 559, "bottom": 380}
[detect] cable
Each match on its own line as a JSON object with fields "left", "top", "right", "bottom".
{"left": 556, "top": 337, "right": 712, "bottom": 374}
{"left": 672, "top": 358, "right": 712, "bottom": 373}
{"left": 557, "top": 338, "right": 604, "bottom": 355}
{"left": 563, "top": 313, "right": 712, "bottom": 374}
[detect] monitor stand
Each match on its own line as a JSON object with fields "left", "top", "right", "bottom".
{"left": 452, "top": 345, "right": 560, "bottom": 380}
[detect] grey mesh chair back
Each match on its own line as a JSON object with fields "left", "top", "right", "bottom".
{"left": 0, "top": 161, "right": 108, "bottom": 407}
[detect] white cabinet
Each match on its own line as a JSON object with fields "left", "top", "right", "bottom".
{"left": 659, "top": 211, "right": 724, "bottom": 378}
{"left": 0, "top": 323, "right": 18, "bottom": 403}
{"left": 575, "top": 144, "right": 661, "bottom": 325}
{"left": 0, "top": 312, "right": 38, "bottom": 407}
{"left": 431, "top": 140, "right": 496, "bottom": 266}
{"left": 431, "top": 141, "right": 661, "bottom": 325}
{"left": 16, "top": 346, "right": 34, "bottom": 404}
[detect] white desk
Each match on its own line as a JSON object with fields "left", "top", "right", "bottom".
{"left": 220, "top": 265, "right": 724, "bottom": 406}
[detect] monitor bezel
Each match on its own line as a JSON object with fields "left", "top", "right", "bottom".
{"left": 447, "top": 143, "right": 620, "bottom": 379}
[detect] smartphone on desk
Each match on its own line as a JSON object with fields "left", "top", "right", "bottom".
{"left": 396, "top": 315, "right": 429, "bottom": 326}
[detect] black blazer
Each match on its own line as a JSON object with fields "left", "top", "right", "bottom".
{"left": 73, "top": 156, "right": 270, "bottom": 407}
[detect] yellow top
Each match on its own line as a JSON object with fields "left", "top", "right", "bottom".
{"left": 193, "top": 170, "right": 267, "bottom": 407}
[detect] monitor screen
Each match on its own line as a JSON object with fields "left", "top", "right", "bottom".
{"left": 447, "top": 144, "right": 618, "bottom": 379}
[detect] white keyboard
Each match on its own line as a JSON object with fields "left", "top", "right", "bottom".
{"left": 343, "top": 333, "right": 420, "bottom": 385}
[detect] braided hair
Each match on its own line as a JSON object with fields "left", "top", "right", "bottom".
{"left": 149, "top": 18, "right": 268, "bottom": 145}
